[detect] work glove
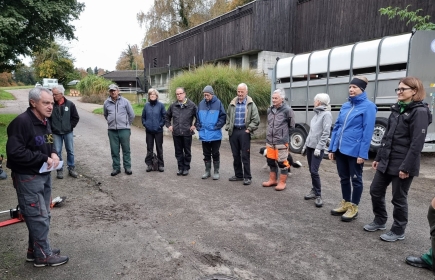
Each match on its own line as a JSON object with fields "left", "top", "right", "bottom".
{"left": 314, "top": 149, "right": 321, "bottom": 158}
{"left": 301, "top": 147, "right": 307, "bottom": 156}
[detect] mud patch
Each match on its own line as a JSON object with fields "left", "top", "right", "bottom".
{"left": 87, "top": 203, "right": 135, "bottom": 222}
{"left": 195, "top": 251, "right": 231, "bottom": 267}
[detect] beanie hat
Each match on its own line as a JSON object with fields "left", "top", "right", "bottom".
{"left": 203, "top": 85, "right": 214, "bottom": 95}
{"left": 350, "top": 78, "right": 367, "bottom": 92}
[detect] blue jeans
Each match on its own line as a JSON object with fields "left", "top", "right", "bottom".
{"left": 12, "top": 172, "right": 53, "bottom": 258}
{"left": 53, "top": 132, "right": 75, "bottom": 168}
{"left": 335, "top": 150, "right": 364, "bottom": 205}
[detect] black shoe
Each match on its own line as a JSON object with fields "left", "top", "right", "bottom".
{"left": 304, "top": 189, "right": 316, "bottom": 200}
{"left": 243, "top": 178, "right": 252, "bottom": 185}
{"left": 27, "top": 248, "right": 60, "bottom": 262}
{"left": 315, "top": 196, "right": 323, "bottom": 208}
{"left": 111, "top": 169, "right": 121, "bottom": 176}
{"left": 34, "top": 254, "right": 69, "bottom": 267}
{"left": 146, "top": 165, "right": 152, "bottom": 172}
{"left": 405, "top": 256, "right": 432, "bottom": 270}
{"left": 229, "top": 176, "right": 244, "bottom": 181}
{"left": 182, "top": 170, "right": 189, "bottom": 176}
{"left": 177, "top": 170, "right": 183, "bottom": 176}
{"left": 125, "top": 168, "right": 132, "bottom": 175}
{"left": 158, "top": 166, "right": 164, "bottom": 172}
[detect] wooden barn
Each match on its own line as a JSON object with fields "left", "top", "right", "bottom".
{"left": 101, "top": 70, "right": 145, "bottom": 90}
{"left": 142, "top": 0, "right": 435, "bottom": 93}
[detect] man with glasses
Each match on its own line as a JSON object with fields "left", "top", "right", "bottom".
{"left": 104, "top": 84, "right": 135, "bottom": 176}
{"left": 50, "top": 85, "right": 80, "bottom": 179}
{"left": 165, "top": 87, "right": 198, "bottom": 176}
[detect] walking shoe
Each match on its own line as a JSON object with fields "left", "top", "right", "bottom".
{"left": 229, "top": 176, "right": 244, "bottom": 181}
{"left": 380, "top": 231, "right": 405, "bottom": 242}
{"left": 405, "top": 256, "right": 432, "bottom": 270}
{"left": 304, "top": 189, "right": 316, "bottom": 200}
{"left": 125, "top": 168, "right": 132, "bottom": 175}
{"left": 331, "top": 200, "right": 351, "bottom": 216}
{"left": 146, "top": 165, "right": 153, "bottom": 172}
{"left": 27, "top": 248, "right": 60, "bottom": 262}
{"left": 68, "top": 167, "right": 78, "bottom": 178}
{"left": 177, "top": 170, "right": 183, "bottom": 176}
{"left": 56, "top": 169, "right": 64, "bottom": 179}
{"left": 111, "top": 169, "right": 121, "bottom": 176}
{"left": 158, "top": 166, "right": 164, "bottom": 172}
{"left": 34, "top": 254, "right": 69, "bottom": 267}
{"left": 363, "top": 221, "right": 386, "bottom": 232}
{"left": 315, "top": 196, "right": 323, "bottom": 208}
{"left": 182, "top": 170, "right": 189, "bottom": 176}
{"left": 341, "top": 203, "right": 358, "bottom": 222}
{"left": 243, "top": 178, "right": 252, "bottom": 185}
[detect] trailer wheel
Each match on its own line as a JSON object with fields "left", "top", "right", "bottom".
{"left": 370, "top": 117, "right": 388, "bottom": 153}
{"left": 290, "top": 127, "right": 307, "bottom": 153}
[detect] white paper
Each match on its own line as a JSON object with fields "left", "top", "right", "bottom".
{"left": 39, "top": 161, "right": 63, "bottom": 173}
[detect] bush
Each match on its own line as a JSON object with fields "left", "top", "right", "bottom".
{"left": 168, "top": 65, "right": 271, "bottom": 112}
{"left": 76, "top": 75, "right": 113, "bottom": 97}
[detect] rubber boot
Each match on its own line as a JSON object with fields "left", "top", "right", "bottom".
{"left": 262, "top": 172, "right": 277, "bottom": 187}
{"left": 202, "top": 161, "right": 211, "bottom": 179}
{"left": 212, "top": 161, "right": 220, "bottom": 180}
{"left": 275, "top": 173, "right": 287, "bottom": 191}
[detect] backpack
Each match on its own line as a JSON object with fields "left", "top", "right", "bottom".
{"left": 151, "top": 153, "right": 159, "bottom": 171}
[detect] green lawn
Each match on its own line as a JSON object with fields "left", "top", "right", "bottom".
{"left": 0, "top": 114, "right": 18, "bottom": 156}
{"left": 0, "top": 89, "right": 16, "bottom": 100}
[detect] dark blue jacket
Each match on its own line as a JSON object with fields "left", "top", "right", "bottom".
{"left": 329, "top": 92, "right": 377, "bottom": 159}
{"left": 196, "top": 95, "right": 226, "bottom": 142}
{"left": 142, "top": 101, "right": 166, "bottom": 133}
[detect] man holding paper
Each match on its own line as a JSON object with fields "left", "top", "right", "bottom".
{"left": 6, "top": 87, "right": 69, "bottom": 267}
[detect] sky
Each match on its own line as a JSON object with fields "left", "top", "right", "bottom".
{"left": 64, "top": 0, "right": 153, "bottom": 71}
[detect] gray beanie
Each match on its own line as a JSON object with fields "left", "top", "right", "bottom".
{"left": 203, "top": 85, "right": 214, "bottom": 95}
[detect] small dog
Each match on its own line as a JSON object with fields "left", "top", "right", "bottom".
{"left": 259, "top": 147, "right": 303, "bottom": 172}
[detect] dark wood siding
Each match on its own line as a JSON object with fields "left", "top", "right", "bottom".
{"left": 294, "top": 0, "right": 435, "bottom": 53}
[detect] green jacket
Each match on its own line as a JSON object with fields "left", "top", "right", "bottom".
{"left": 225, "top": 95, "right": 260, "bottom": 136}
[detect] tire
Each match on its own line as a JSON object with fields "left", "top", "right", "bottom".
{"left": 370, "top": 117, "right": 388, "bottom": 153}
{"left": 289, "top": 127, "right": 307, "bottom": 154}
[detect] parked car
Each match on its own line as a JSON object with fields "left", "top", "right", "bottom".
{"left": 67, "top": 80, "right": 80, "bottom": 86}
{"left": 42, "top": 78, "right": 58, "bottom": 89}
{"left": 35, "top": 82, "right": 42, "bottom": 87}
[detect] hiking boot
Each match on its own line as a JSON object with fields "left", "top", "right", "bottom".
{"left": 125, "top": 168, "right": 132, "bottom": 175}
{"left": 262, "top": 171, "right": 278, "bottom": 187}
{"left": 34, "top": 254, "right": 69, "bottom": 267}
{"left": 212, "top": 161, "right": 220, "bottom": 180}
{"left": 27, "top": 248, "right": 60, "bottom": 262}
{"left": 56, "top": 169, "right": 64, "bottom": 179}
{"left": 177, "top": 170, "right": 183, "bottom": 176}
{"left": 158, "top": 166, "right": 164, "bottom": 172}
{"left": 341, "top": 203, "right": 358, "bottom": 222}
{"left": 304, "top": 189, "right": 316, "bottom": 200}
{"left": 331, "top": 200, "right": 351, "bottom": 216}
{"left": 229, "top": 176, "right": 244, "bottom": 181}
{"left": 111, "top": 169, "right": 121, "bottom": 176}
{"left": 182, "top": 170, "right": 189, "bottom": 176}
{"left": 68, "top": 167, "right": 78, "bottom": 178}
{"left": 363, "top": 222, "right": 386, "bottom": 232}
{"left": 315, "top": 196, "right": 323, "bottom": 208}
{"left": 380, "top": 231, "right": 405, "bottom": 242}
{"left": 202, "top": 161, "right": 211, "bottom": 179}
{"left": 146, "top": 165, "right": 152, "bottom": 172}
{"left": 243, "top": 178, "right": 252, "bottom": 185}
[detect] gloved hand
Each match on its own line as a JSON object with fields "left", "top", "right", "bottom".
{"left": 314, "top": 149, "right": 321, "bottom": 157}
{"left": 301, "top": 147, "right": 307, "bottom": 156}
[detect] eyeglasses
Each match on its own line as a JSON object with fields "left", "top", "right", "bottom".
{"left": 175, "top": 92, "right": 185, "bottom": 96}
{"left": 395, "top": 87, "right": 413, "bottom": 93}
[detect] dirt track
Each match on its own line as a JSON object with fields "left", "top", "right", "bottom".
{"left": 1, "top": 89, "right": 435, "bottom": 280}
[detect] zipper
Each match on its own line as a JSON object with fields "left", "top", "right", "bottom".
{"left": 338, "top": 104, "right": 354, "bottom": 151}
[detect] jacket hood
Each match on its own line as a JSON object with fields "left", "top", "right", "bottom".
{"left": 314, "top": 105, "right": 330, "bottom": 113}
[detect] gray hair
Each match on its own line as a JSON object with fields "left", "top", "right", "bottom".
{"left": 29, "top": 87, "right": 52, "bottom": 107}
{"left": 273, "top": 88, "right": 286, "bottom": 99}
{"left": 52, "top": 85, "right": 65, "bottom": 95}
{"left": 314, "top": 93, "right": 330, "bottom": 105}
{"left": 148, "top": 88, "right": 159, "bottom": 99}
{"left": 238, "top": 83, "right": 248, "bottom": 92}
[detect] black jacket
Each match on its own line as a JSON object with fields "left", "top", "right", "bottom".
{"left": 165, "top": 99, "right": 198, "bottom": 136}
{"left": 6, "top": 108, "right": 57, "bottom": 175}
{"left": 375, "top": 101, "right": 432, "bottom": 176}
{"left": 50, "top": 97, "right": 80, "bottom": 134}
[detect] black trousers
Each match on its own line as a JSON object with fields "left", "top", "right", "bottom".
{"left": 173, "top": 135, "right": 192, "bottom": 171}
{"left": 427, "top": 203, "right": 435, "bottom": 273}
{"left": 145, "top": 131, "right": 164, "bottom": 167}
{"left": 306, "top": 147, "right": 324, "bottom": 196}
{"left": 370, "top": 170, "right": 414, "bottom": 235}
{"left": 229, "top": 128, "right": 251, "bottom": 179}
{"left": 202, "top": 140, "right": 221, "bottom": 162}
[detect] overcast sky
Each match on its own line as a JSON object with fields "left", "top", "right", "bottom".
{"left": 65, "top": 0, "right": 153, "bottom": 71}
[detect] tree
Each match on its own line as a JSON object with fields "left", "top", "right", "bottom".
{"left": 86, "top": 67, "right": 94, "bottom": 75}
{"left": 116, "top": 44, "right": 144, "bottom": 70}
{"left": 13, "top": 64, "right": 37, "bottom": 85}
{"left": 0, "top": 0, "right": 85, "bottom": 72}
{"left": 379, "top": 5, "right": 435, "bottom": 30}
{"left": 32, "top": 42, "right": 75, "bottom": 84}
{"left": 94, "top": 66, "right": 98, "bottom": 75}
{"left": 227, "top": 0, "right": 254, "bottom": 11}
{"left": 0, "top": 72, "right": 17, "bottom": 87}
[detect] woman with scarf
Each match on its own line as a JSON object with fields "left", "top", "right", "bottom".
{"left": 329, "top": 76, "right": 377, "bottom": 222}
{"left": 363, "top": 77, "right": 432, "bottom": 242}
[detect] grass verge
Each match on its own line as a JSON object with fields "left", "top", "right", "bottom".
{"left": 0, "top": 90, "right": 16, "bottom": 100}
{"left": 0, "top": 114, "right": 18, "bottom": 156}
